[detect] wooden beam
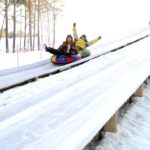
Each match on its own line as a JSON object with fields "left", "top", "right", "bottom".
{"left": 134, "top": 84, "right": 143, "bottom": 97}
{"left": 103, "top": 113, "right": 118, "bottom": 132}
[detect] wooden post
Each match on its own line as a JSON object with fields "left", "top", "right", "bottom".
{"left": 134, "top": 84, "right": 143, "bottom": 97}
{"left": 103, "top": 113, "right": 118, "bottom": 132}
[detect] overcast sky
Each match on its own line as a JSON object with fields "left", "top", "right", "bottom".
{"left": 56, "top": 0, "right": 150, "bottom": 43}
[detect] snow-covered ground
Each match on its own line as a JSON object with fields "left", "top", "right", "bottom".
{"left": 0, "top": 50, "right": 50, "bottom": 70}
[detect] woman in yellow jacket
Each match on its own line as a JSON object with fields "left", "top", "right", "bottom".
{"left": 73, "top": 23, "right": 102, "bottom": 58}
{"left": 72, "top": 23, "right": 101, "bottom": 47}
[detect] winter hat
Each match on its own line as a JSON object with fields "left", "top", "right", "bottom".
{"left": 80, "top": 34, "right": 88, "bottom": 43}
{"left": 76, "top": 39, "right": 86, "bottom": 49}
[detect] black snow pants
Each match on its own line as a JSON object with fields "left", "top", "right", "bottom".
{"left": 45, "top": 46, "right": 64, "bottom": 55}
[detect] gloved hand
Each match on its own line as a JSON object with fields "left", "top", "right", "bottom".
{"left": 73, "top": 23, "right": 77, "bottom": 33}
{"left": 98, "top": 36, "right": 102, "bottom": 40}
{"left": 73, "top": 22, "right": 76, "bottom": 27}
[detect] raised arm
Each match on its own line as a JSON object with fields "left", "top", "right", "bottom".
{"left": 87, "top": 36, "right": 102, "bottom": 47}
{"left": 72, "top": 23, "right": 79, "bottom": 42}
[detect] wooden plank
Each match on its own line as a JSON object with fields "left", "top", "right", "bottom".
{"left": 134, "top": 84, "right": 143, "bottom": 97}
{"left": 103, "top": 113, "right": 118, "bottom": 132}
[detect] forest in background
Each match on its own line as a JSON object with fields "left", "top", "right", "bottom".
{"left": 0, "top": 0, "right": 64, "bottom": 53}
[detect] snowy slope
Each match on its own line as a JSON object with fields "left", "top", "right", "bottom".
{"left": 0, "top": 35, "right": 150, "bottom": 150}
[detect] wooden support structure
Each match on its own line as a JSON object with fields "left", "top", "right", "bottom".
{"left": 103, "top": 112, "right": 118, "bottom": 132}
{"left": 134, "top": 84, "right": 143, "bottom": 97}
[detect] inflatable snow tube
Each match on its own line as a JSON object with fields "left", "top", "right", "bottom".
{"left": 51, "top": 54, "right": 81, "bottom": 64}
{"left": 79, "top": 49, "right": 91, "bottom": 58}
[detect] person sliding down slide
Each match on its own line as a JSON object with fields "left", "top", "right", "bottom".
{"left": 72, "top": 23, "right": 101, "bottom": 47}
{"left": 45, "top": 35, "right": 81, "bottom": 64}
{"left": 45, "top": 34, "right": 78, "bottom": 56}
{"left": 72, "top": 23, "right": 102, "bottom": 58}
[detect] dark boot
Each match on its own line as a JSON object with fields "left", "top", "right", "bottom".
{"left": 44, "top": 44, "right": 63, "bottom": 55}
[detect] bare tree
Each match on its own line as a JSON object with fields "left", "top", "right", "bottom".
{"left": 1, "top": 0, "right": 64, "bottom": 53}
{"left": 32, "top": 0, "right": 36, "bottom": 51}
{"left": 24, "top": 5, "right": 27, "bottom": 50}
{"left": 50, "top": 0, "right": 64, "bottom": 47}
{"left": 35, "top": 0, "right": 64, "bottom": 48}
{"left": 5, "top": 0, "right": 9, "bottom": 53}
{"left": 28, "top": 0, "right": 32, "bottom": 50}
{"left": 19, "top": 6, "right": 22, "bottom": 51}
{"left": 0, "top": 14, "right": 6, "bottom": 41}
{"left": 37, "top": 0, "right": 40, "bottom": 50}
{"left": 12, "top": 0, "right": 16, "bottom": 53}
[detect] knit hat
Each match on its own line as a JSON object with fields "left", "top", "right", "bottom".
{"left": 76, "top": 39, "right": 85, "bottom": 49}
{"left": 80, "top": 34, "right": 88, "bottom": 43}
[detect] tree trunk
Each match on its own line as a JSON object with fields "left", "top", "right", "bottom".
{"left": 5, "top": 0, "right": 9, "bottom": 53}
{"left": 47, "top": 11, "right": 51, "bottom": 46}
{"left": 33, "top": 0, "right": 36, "bottom": 51}
{"left": 37, "top": 0, "right": 40, "bottom": 50}
{"left": 24, "top": 6, "right": 27, "bottom": 51}
{"left": 0, "top": 14, "right": 6, "bottom": 41}
{"left": 53, "top": 12, "right": 56, "bottom": 48}
{"left": 52, "top": 0, "right": 56, "bottom": 48}
{"left": 28, "top": 0, "right": 32, "bottom": 51}
{"left": 19, "top": 7, "right": 22, "bottom": 51}
{"left": 13, "top": 0, "right": 16, "bottom": 53}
